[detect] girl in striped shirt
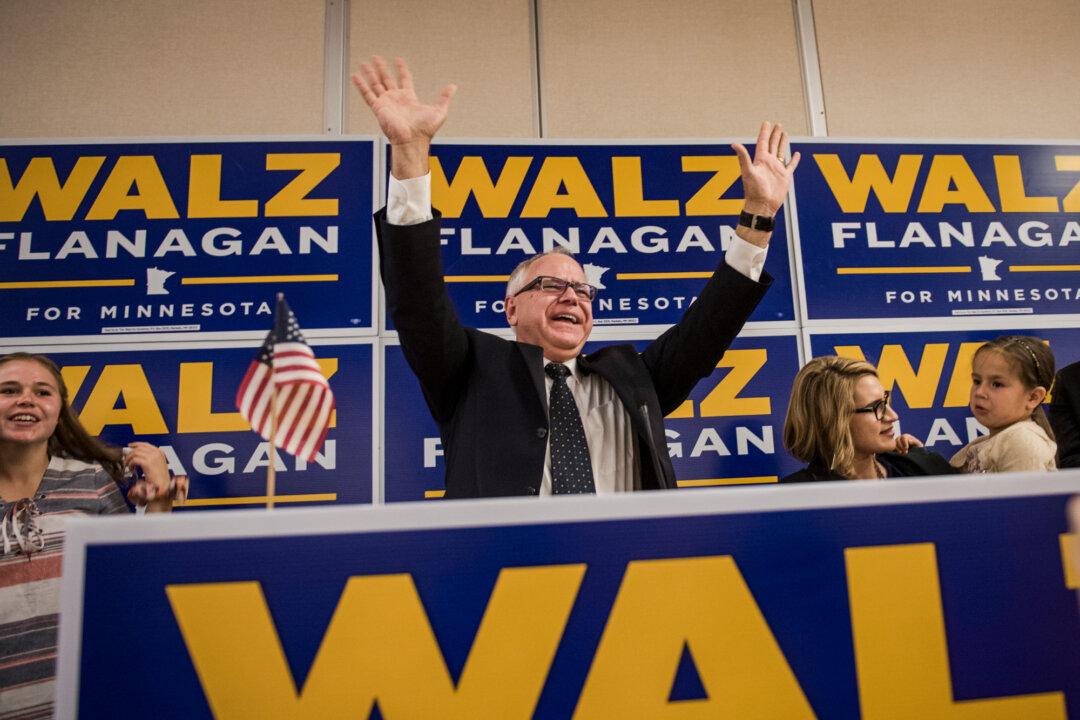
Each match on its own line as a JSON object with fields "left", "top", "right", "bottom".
{"left": 0, "top": 352, "right": 187, "bottom": 718}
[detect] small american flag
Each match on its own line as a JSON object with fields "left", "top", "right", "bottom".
{"left": 236, "top": 296, "right": 335, "bottom": 461}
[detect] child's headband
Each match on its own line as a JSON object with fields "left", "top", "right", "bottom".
{"left": 1011, "top": 338, "right": 1041, "bottom": 374}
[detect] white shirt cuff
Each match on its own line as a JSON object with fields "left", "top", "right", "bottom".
{"left": 387, "top": 173, "right": 434, "bottom": 226}
{"left": 725, "top": 234, "right": 768, "bottom": 282}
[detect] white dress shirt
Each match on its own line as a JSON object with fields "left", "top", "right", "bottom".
{"left": 539, "top": 357, "right": 638, "bottom": 494}
{"left": 386, "top": 172, "right": 769, "bottom": 493}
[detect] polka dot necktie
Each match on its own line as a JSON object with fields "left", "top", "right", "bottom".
{"left": 545, "top": 363, "right": 596, "bottom": 494}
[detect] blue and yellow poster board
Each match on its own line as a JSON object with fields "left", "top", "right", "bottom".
{"left": 19, "top": 341, "right": 375, "bottom": 507}
{"left": 792, "top": 141, "right": 1080, "bottom": 321}
{"left": 807, "top": 325, "right": 1080, "bottom": 460}
{"left": 0, "top": 139, "right": 377, "bottom": 341}
{"left": 385, "top": 141, "right": 798, "bottom": 331}
{"left": 57, "top": 475, "right": 1080, "bottom": 718}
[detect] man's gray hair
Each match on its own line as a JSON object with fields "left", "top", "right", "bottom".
{"left": 505, "top": 247, "right": 577, "bottom": 298}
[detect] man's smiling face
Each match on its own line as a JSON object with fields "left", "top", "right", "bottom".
{"left": 505, "top": 253, "right": 594, "bottom": 362}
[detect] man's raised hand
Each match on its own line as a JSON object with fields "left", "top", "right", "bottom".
{"left": 731, "top": 121, "right": 801, "bottom": 217}
{"left": 352, "top": 56, "right": 456, "bottom": 147}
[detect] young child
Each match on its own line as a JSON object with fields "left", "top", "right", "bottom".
{"left": 951, "top": 336, "right": 1057, "bottom": 473}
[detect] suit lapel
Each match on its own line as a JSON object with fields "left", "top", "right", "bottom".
{"left": 515, "top": 342, "right": 549, "bottom": 418}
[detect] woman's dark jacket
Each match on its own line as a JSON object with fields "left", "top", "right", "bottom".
{"left": 780, "top": 447, "right": 958, "bottom": 483}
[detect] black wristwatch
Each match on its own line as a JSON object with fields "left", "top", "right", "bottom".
{"left": 738, "top": 210, "right": 775, "bottom": 232}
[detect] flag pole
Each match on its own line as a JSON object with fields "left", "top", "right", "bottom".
{"left": 237, "top": 290, "right": 332, "bottom": 510}
{"left": 266, "top": 291, "right": 285, "bottom": 511}
{"left": 267, "top": 366, "right": 277, "bottom": 510}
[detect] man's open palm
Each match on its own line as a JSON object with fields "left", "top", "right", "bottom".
{"left": 352, "top": 56, "right": 456, "bottom": 146}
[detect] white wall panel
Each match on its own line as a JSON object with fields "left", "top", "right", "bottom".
{"left": 539, "top": 0, "right": 808, "bottom": 138}
{"left": 0, "top": 0, "right": 326, "bottom": 137}
{"left": 348, "top": 0, "right": 537, "bottom": 138}
{"left": 814, "top": 0, "right": 1080, "bottom": 138}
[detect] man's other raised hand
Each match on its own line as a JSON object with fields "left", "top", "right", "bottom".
{"left": 352, "top": 56, "right": 456, "bottom": 179}
{"left": 731, "top": 121, "right": 801, "bottom": 215}
{"left": 731, "top": 121, "right": 801, "bottom": 247}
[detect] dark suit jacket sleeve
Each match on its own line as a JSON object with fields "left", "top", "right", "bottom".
{"left": 1050, "top": 362, "right": 1080, "bottom": 469}
{"left": 639, "top": 260, "right": 770, "bottom": 415}
{"left": 375, "top": 208, "right": 470, "bottom": 423}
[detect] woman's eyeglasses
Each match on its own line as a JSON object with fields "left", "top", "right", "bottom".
{"left": 854, "top": 390, "right": 891, "bottom": 421}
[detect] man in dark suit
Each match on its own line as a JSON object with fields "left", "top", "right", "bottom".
{"left": 1050, "top": 360, "right": 1080, "bottom": 468}
{"left": 354, "top": 57, "right": 800, "bottom": 498}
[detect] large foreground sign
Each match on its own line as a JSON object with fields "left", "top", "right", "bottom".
{"left": 59, "top": 475, "right": 1080, "bottom": 717}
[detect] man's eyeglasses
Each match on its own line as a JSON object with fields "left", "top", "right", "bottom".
{"left": 513, "top": 275, "right": 599, "bottom": 301}
{"left": 854, "top": 390, "right": 891, "bottom": 421}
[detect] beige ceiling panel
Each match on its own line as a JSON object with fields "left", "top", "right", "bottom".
{"left": 540, "top": 0, "right": 807, "bottom": 139}
{"left": 0, "top": 0, "right": 326, "bottom": 138}
{"left": 815, "top": 0, "right": 1080, "bottom": 138}
{"left": 349, "top": 0, "right": 536, "bottom": 138}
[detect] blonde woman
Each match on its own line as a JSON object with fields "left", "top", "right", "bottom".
{"left": 781, "top": 356, "right": 954, "bottom": 482}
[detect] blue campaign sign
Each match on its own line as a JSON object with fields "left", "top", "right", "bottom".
{"left": 0, "top": 139, "right": 376, "bottom": 339}
{"left": 383, "top": 340, "right": 447, "bottom": 501}
{"left": 650, "top": 333, "right": 803, "bottom": 486}
{"left": 383, "top": 333, "right": 803, "bottom": 502}
{"left": 21, "top": 341, "right": 373, "bottom": 507}
{"left": 809, "top": 326, "right": 1080, "bottom": 458}
{"left": 384, "top": 142, "right": 796, "bottom": 331}
{"left": 793, "top": 141, "right": 1080, "bottom": 321}
{"left": 58, "top": 476, "right": 1080, "bottom": 718}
